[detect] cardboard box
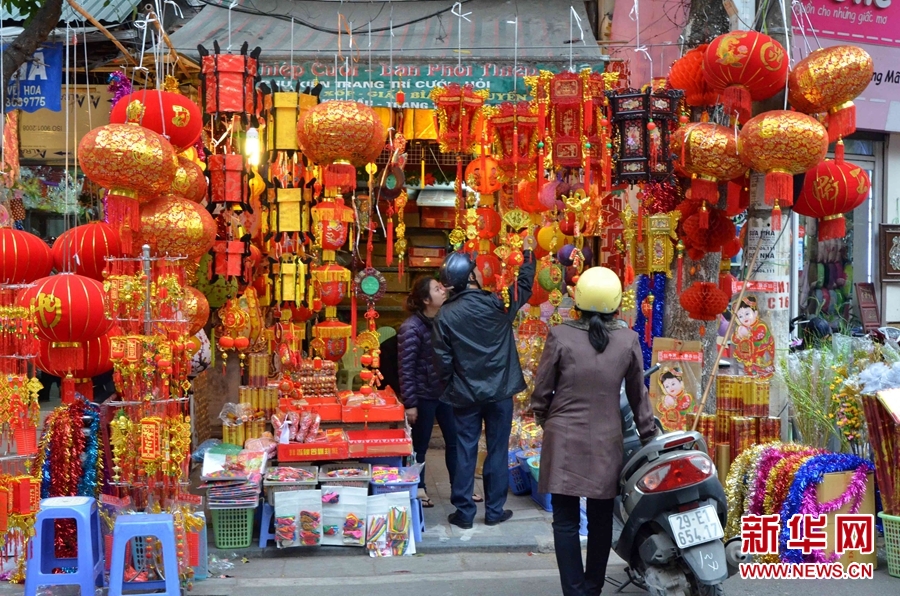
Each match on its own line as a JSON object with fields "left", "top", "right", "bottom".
{"left": 403, "top": 208, "right": 421, "bottom": 228}
{"left": 818, "top": 471, "right": 878, "bottom": 568}
{"left": 420, "top": 207, "right": 456, "bottom": 229}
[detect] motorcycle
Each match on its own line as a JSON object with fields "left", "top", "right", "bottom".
{"left": 609, "top": 365, "right": 745, "bottom": 596}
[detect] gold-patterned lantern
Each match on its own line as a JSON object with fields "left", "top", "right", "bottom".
{"left": 430, "top": 83, "right": 489, "bottom": 154}
{"left": 78, "top": 100, "right": 178, "bottom": 252}
{"left": 634, "top": 211, "right": 680, "bottom": 276}
{"left": 738, "top": 110, "right": 828, "bottom": 227}
{"left": 311, "top": 319, "right": 352, "bottom": 362}
{"left": 671, "top": 123, "right": 745, "bottom": 207}
{"left": 312, "top": 264, "right": 351, "bottom": 310}
{"left": 788, "top": 46, "right": 873, "bottom": 142}
{"left": 489, "top": 102, "right": 539, "bottom": 181}
{"left": 171, "top": 155, "right": 208, "bottom": 203}
{"left": 182, "top": 286, "right": 210, "bottom": 336}
{"left": 134, "top": 195, "right": 217, "bottom": 259}
{"left": 311, "top": 197, "right": 355, "bottom": 259}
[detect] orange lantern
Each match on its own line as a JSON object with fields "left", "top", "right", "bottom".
{"left": 135, "top": 195, "right": 217, "bottom": 259}
{"left": 171, "top": 155, "right": 209, "bottom": 203}
{"left": 0, "top": 228, "right": 53, "bottom": 283}
{"left": 795, "top": 147, "right": 870, "bottom": 241}
{"left": 182, "top": 286, "right": 211, "bottom": 336}
{"left": 476, "top": 207, "right": 502, "bottom": 239}
{"left": 109, "top": 90, "right": 202, "bottom": 152}
{"left": 788, "top": 46, "right": 873, "bottom": 142}
{"left": 703, "top": 31, "right": 789, "bottom": 124}
{"left": 671, "top": 123, "right": 745, "bottom": 205}
{"left": 430, "top": 83, "right": 489, "bottom": 154}
{"left": 738, "top": 110, "right": 828, "bottom": 220}
{"left": 465, "top": 156, "right": 501, "bottom": 194}
{"left": 51, "top": 222, "right": 122, "bottom": 281}
{"left": 668, "top": 44, "right": 718, "bottom": 108}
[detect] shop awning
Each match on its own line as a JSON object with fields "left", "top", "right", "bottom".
{"left": 168, "top": 0, "right": 607, "bottom": 107}
{"left": 1, "top": 0, "right": 142, "bottom": 24}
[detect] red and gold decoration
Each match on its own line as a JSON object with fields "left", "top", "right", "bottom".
{"left": 489, "top": 102, "right": 539, "bottom": 181}
{"left": 109, "top": 89, "right": 202, "bottom": 152}
{"left": 0, "top": 228, "right": 53, "bottom": 284}
{"left": 702, "top": 31, "right": 789, "bottom": 124}
{"left": 182, "top": 286, "right": 211, "bottom": 337}
{"left": 198, "top": 43, "right": 261, "bottom": 117}
{"left": 430, "top": 83, "right": 489, "bottom": 154}
{"left": 51, "top": 222, "right": 122, "bottom": 281}
{"left": 135, "top": 195, "right": 217, "bottom": 260}
{"left": 788, "top": 45, "right": 874, "bottom": 142}
{"left": 36, "top": 330, "right": 118, "bottom": 401}
{"left": 671, "top": 123, "right": 745, "bottom": 211}
{"left": 795, "top": 142, "right": 871, "bottom": 240}
{"left": 171, "top": 155, "right": 209, "bottom": 204}
{"left": 738, "top": 110, "right": 828, "bottom": 228}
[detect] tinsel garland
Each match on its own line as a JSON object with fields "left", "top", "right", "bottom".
{"left": 723, "top": 443, "right": 770, "bottom": 540}
{"left": 107, "top": 71, "right": 132, "bottom": 110}
{"left": 633, "top": 273, "right": 666, "bottom": 377}
{"left": 77, "top": 402, "right": 102, "bottom": 498}
{"left": 643, "top": 181, "right": 680, "bottom": 215}
{"left": 748, "top": 444, "right": 820, "bottom": 515}
{"left": 779, "top": 454, "right": 875, "bottom": 564}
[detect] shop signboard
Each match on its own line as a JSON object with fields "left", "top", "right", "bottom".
{"left": 794, "top": 0, "right": 900, "bottom": 49}
{"left": 18, "top": 85, "right": 111, "bottom": 163}
{"left": 257, "top": 59, "right": 607, "bottom": 108}
{"left": 3, "top": 42, "right": 62, "bottom": 113}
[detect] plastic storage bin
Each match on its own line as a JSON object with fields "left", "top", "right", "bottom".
{"left": 880, "top": 512, "right": 900, "bottom": 578}
{"left": 211, "top": 507, "right": 255, "bottom": 549}
{"left": 509, "top": 464, "right": 530, "bottom": 496}
{"left": 526, "top": 456, "right": 552, "bottom": 512}
{"left": 263, "top": 465, "right": 318, "bottom": 506}
{"left": 318, "top": 462, "right": 372, "bottom": 488}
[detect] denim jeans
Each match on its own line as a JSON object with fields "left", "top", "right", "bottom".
{"left": 411, "top": 399, "right": 458, "bottom": 491}
{"left": 450, "top": 398, "right": 513, "bottom": 523}
{"left": 551, "top": 494, "right": 614, "bottom": 596}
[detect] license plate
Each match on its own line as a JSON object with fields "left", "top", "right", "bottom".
{"left": 668, "top": 505, "right": 724, "bottom": 549}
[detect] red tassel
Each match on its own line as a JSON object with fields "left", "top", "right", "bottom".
{"left": 398, "top": 258, "right": 404, "bottom": 280}
{"left": 835, "top": 139, "right": 845, "bottom": 164}
{"left": 828, "top": 103, "right": 856, "bottom": 144}
{"left": 637, "top": 203, "right": 644, "bottom": 243}
{"left": 624, "top": 261, "right": 635, "bottom": 287}
{"left": 324, "top": 163, "right": 357, "bottom": 194}
{"left": 723, "top": 85, "right": 752, "bottom": 124}
{"left": 819, "top": 215, "right": 846, "bottom": 241}
{"left": 676, "top": 255, "right": 684, "bottom": 294}
{"left": 765, "top": 171, "right": 793, "bottom": 207}
{"left": 772, "top": 204, "right": 783, "bottom": 231}
{"left": 537, "top": 102, "right": 546, "bottom": 196}
{"left": 725, "top": 180, "right": 743, "bottom": 216}
{"left": 386, "top": 208, "right": 395, "bottom": 267}
{"left": 61, "top": 376, "right": 76, "bottom": 405}
{"left": 699, "top": 203, "right": 710, "bottom": 230}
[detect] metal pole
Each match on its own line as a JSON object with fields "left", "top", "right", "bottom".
{"left": 142, "top": 245, "right": 152, "bottom": 335}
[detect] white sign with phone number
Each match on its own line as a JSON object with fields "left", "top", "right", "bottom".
{"left": 744, "top": 219, "right": 791, "bottom": 312}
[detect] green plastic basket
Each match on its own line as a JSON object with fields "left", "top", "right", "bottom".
{"left": 211, "top": 507, "right": 255, "bottom": 549}
{"left": 879, "top": 512, "right": 900, "bottom": 578}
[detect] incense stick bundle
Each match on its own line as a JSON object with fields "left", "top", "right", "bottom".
{"left": 862, "top": 395, "right": 899, "bottom": 515}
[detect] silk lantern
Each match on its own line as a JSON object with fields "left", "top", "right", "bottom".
{"left": 266, "top": 90, "right": 301, "bottom": 152}
{"left": 312, "top": 264, "right": 351, "bottom": 308}
{"left": 795, "top": 145, "right": 870, "bottom": 241}
{"left": 36, "top": 330, "right": 117, "bottom": 402}
{"left": 465, "top": 155, "right": 502, "bottom": 194}
{"left": 311, "top": 198, "right": 355, "bottom": 257}
{"left": 199, "top": 43, "right": 261, "bottom": 116}
{"left": 207, "top": 153, "right": 247, "bottom": 207}
{"left": 738, "top": 110, "right": 828, "bottom": 226}
{"left": 788, "top": 46, "right": 873, "bottom": 142}
{"left": 171, "top": 155, "right": 208, "bottom": 203}
{"left": 311, "top": 319, "right": 352, "bottom": 362}
{"left": 135, "top": 195, "right": 217, "bottom": 259}
{"left": 0, "top": 228, "right": 53, "bottom": 283}
{"left": 476, "top": 208, "right": 502, "bottom": 239}
{"left": 78, "top": 101, "right": 178, "bottom": 251}
{"left": 430, "top": 83, "right": 489, "bottom": 154}
{"left": 515, "top": 180, "right": 544, "bottom": 214}
{"left": 109, "top": 90, "right": 202, "bottom": 152}
{"left": 489, "top": 101, "right": 539, "bottom": 181}
{"left": 671, "top": 124, "right": 745, "bottom": 207}
{"left": 52, "top": 222, "right": 122, "bottom": 281}
{"left": 668, "top": 44, "right": 718, "bottom": 108}
{"left": 476, "top": 253, "right": 502, "bottom": 288}
{"left": 703, "top": 31, "right": 789, "bottom": 124}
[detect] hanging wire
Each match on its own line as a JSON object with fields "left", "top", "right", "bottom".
{"left": 64, "top": 21, "right": 72, "bottom": 271}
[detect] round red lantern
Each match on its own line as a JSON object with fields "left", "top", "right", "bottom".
{"left": 528, "top": 279, "right": 550, "bottom": 306}
{"left": 312, "top": 320, "right": 352, "bottom": 362}
{"left": 668, "top": 44, "right": 718, "bottom": 107}
{"left": 171, "top": 155, "right": 208, "bottom": 203}
{"left": 36, "top": 328, "right": 119, "bottom": 402}
{"left": 682, "top": 206, "right": 736, "bottom": 254}
{"left": 134, "top": 195, "right": 217, "bottom": 259}
{"left": 738, "top": 110, "right": 828, "bottom": 209}
{"left": 182, "top": 286, "right": 211, "bottom": 336}
{"left": 465, "top": 156, "right": 502, "bottom": 194}
{"left": 475, "top": 253, "right": 502, "bottom": 288}
{"left": 795, "top": 152, "right": 870, "bottom": 241}
{"left": 788, "top": 46, "right": 873, "bottom": 142}
{"left": 671, "top": 123, "right": 745, "bottom": 204}
{"left": 515, "top": 180, "right": 544, "bottom": 213}
{"left": 312, "top": 264, "right": 350, "bottom": 307}
{"left": 109, "top": 90, "right": 202, "bottom": 152}
{"left": 680, "top": 281, "right": 729, "bottom": 321}
{"left": 703, "top": 31, "right": 789, "bottom": 124}
{"left": 476, "top": 207, "right": 502, "bottom": 239}
{"left": 297, "top": 101, "right": 386, "bottom": 167}
{"left": 0, "top": 228, "right": 53, "bottom": 283}
{"left": 52, "top": 222, "right": 122, "bottom": 281}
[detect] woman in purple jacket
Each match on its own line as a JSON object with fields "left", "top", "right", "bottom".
{"left": 399, "top": 276, "right": 480, "bottom": 507}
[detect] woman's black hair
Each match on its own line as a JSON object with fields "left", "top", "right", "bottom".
{"left": 406, "top": 275, "right": 435, "bottom": 313}
{"left": 584, "top": 310, "right": 617, "bottom": 353}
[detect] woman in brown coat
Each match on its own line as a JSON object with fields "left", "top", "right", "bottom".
{"left": 532, "top": 267, "right": 658, "bottom": 596}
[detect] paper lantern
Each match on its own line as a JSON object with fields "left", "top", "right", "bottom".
{"left": 266, "top": 91, "right": 301, "bottom": 152}
{"left": 680, "top": 282, "right": 729, "bottom": 321}
{"left": 430, "top": 83, "right": 489, "bottom": 154}
{"left": 682, "top": 206, "right": 736, "bottom": 255}
{"left": 537, "top": 225, "right": 566, "bottom": 252}
{"left": 52, "top": 222, "right": 122, "bottom": 281}
{"left": 465, "top": 156, "right": 502, "bottom": 194}
{"left": 182, "top": 286, "right": 211, "bottom": 336}
{"left": 312, "top": 264, "right": 351, "bottom": 308}
{"left": 207, "top": 153, "right": 247, "bottom": 207}
{"left": 110, "top": 90, "right": 202, "bottom": 152}
{"left": 135, "top": 195, "right": 217, "bottom": 259}
{"left": 475, "top": 253, "right": 502, "bottom": 288}
{"left": 537, "top": 262, "right": 564, "bottom": 291}
{"left": 606, "top": 87, "right": 683, "bottom": 183}
{"left": 312, "top": 320, "right": 352, "bottom": 362}
{"left": 476, "top": 208, "right": 502, "bottom": 239}
{"left": 171, "top": 155, "right": 208, "bottom": 203}
{"left": 668, "top": 44, "right": 717, "bottom": 107}
{"left": 528, "top": 280, "right": 550, "bottom": 306}
{"left": 36, "top": 329, "right": 118, "bottom": 400}
{"left": 312, "top": 198, "right": 355, "bottom": 252}
{"left": 703, "top": 31, "right": 789, "bottom": 124}
{"left": 0, "top": 228, "right": 53, "bottom": 283}
{"left": 795, "top": 152, "right": 870, "bottom": 241}
{"left": 738, "top": 110, "right": 828, "bottom": 208}
{"left": 671, "top": 123, "right": 745, "bottom": 204}
{"left": 489, "top": 101, "right": 539, "bottom": 181}
{"left": 78, "top": 101, "right": 178, "bottom": 250}
{"left": 515, "top": 180, "right": 544, "bottom": 214}
{"left": 297, "top": 100, "right": 386, "bottom": 168}
{"left": 788, "top": 46, "right": 873, "bottom": 142}
{"left": 199, "top": 45, "right": 261, "bottom": 115}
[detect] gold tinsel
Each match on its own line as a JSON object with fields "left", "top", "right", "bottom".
{"left": 723, "top": 443, "right": 769, "bottom": 540}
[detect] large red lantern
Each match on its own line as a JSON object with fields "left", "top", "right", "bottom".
{"left": 51, "top": 222, "right": 122, "bottom": 281}
{"left": 0, "top": 228, "right": 53, "bottom": 283}
{"left": 312, "top": 264, "right": 351, "bottom": 308}
{"left": 134, "top": 195, "right": 217, "bottom": 259}
{"left": 515, "top": 180, "right": 544, "bottom": 214}
{"left": 36, "top": 329, "right": 118, "bottom": 402}
{"left": 465, "top": 156, "right": 502, "bottom": 194}
{"left": 795, "top": 149, "right": 870, "bottom": 241}
{"left": 109, "top": 90, "right": 202, "bottom": 152}
{"left": 738, "top": 110, "right": 828, "bottom": 218}
{"left": 489, "top": 102, "right": 539, "bottom": 181}
{"left": 430, "top": 83, "right": 489, "bottom": 154}
{"left": 199, "top": 46, "right": 261, "bottom": 115}
{"left": 668, "top": 45, "right": 717, "bottom": 108}
{"left": 19, "top": 274, "right": 113, "bottom": 371}
{"left": 703, "top": 31, "right": 789, "bottom": 124}
{"left": 671, "top": 124, "right": 745, "bottom": 205}
{"left": 680, "top": 282, "right": 729, "bottom": 322}
{"left": 171, "top": 155, "right": 208, "bottom": 203}
{"left": 312, "top": 320, "right": 352, "bottom": 362}
{"left": 788, "top": 46, "right": 873, "bottom": 142}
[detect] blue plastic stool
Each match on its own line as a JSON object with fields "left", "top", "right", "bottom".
{"left": 25, "top": 496, "right": 104, "bottom": 596}
{"left": 108, "top": 513, "right": 180, "bottom": 596}
{"left": 410, "top": 497, "right": 425, "bottom": 544}
{"left": 259, "top": 501, "right": 276, "bottom": 548}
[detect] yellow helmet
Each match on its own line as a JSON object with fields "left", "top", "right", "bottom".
{"left": 574, "top": 267, "right": 622, "bottom": 314}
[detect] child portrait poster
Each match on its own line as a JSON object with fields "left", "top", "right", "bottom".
{"left": 650, "top": 338, "right": 703, "bottom": 432}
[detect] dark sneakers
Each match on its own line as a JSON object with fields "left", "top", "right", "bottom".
{"left": 448, "top": 512, "right": 473, "bottom": 529}
{"left": 485, "top": 509, "right": 514, "bottom": 526}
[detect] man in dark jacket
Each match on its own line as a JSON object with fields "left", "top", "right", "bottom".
{"left": 433, "top": 249, "right": 536, "bottom": 528}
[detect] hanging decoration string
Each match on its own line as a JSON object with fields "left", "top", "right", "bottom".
{"left": 452, "top": 2, "right": 472, "bottom": 70}
{"left": 630, "top": 0, "right": 652, "bottom": 80}
{"left": 227, "top": 0, "right": 238, "bottom": 52}
{"left": 507, "top": 16, "right": 519, "bottom": 96}
{"left": 569, "top": 5, "right": 585, "bottom": 73}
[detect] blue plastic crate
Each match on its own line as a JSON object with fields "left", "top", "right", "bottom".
{"left": 193, "top": 516, "right": 209, "bottom": 580}
{"left": 528, "top": 471, "right": 552, "bottom": 512}
{"left": 371, "top": 480, "right": 419, "bottom": 500}
{"left": 360, "top": 456, "right": 405, "bottom": 467}
{"left": 509, "top": 464, "right": 530, "bottom": 496}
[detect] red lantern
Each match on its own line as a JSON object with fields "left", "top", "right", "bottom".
{"left": 36, "top": 329, "right": 118, "bottom": 402}
{"left": 0, "top": 228, "right": 53, "bottom": 284}
{"left": 171, "top": 155, "right": 208, "bottom": 203}
{"left": 668, "top": 45, "right": 718, "bottom": 107}
{"left": 465, "top": 156, "right": 502, "bottom": 194}
{"left": 489, "top": 102, "right": 539, "bottom": 181}
{"left": 109, "top": 90, "right": 202, "bottom": 152}
{"left": 52, "top": 222, "right": 122, "bottom": 281}
{"left": 207, "top": 153, "right": 247, "bottom": 207}
{"left": 476, "top": 208, "right": 502, "bottom": 239}
{"left": 680, "top": 282, "right": 729, "bottom": 321}
{"left": 476, "top": 253, "right": 502, "bottom": 288}
{"left": 795, "top": 150, "right": 870, "bottom": 241}
{"left": 738, "top": 110, "right": 828, "bottom": 212}
{"left": 199, "top": 46, "right": 260, "bottom": 115}
{"left": 312, "top": 320, "right": 352, "bottom": 362}
{"left": 671, "top": 124, "right": 745, "bottom": 205}
{"left": 703, "top": 31, "right": 789, "bottom": 124}
{"left": 312, "top": 264, "right": 351, "bottom": 307}
{"left": 549, "top": 71, "right": 584, "bottom": 168}
{"left": 559, "top": 212, "right": 577, "bottom": 236}
{"left": 430, "top": 83, "right": 488, "bottom": 154}
{"left": 135, "top": 195, "right": 217, "bottom": 260}
{"left": 312, "top": 199, "right": 355, "bottom": 252}
{"left": 182, "top": 287, "right": 211, "bottom": 336}
{"left": 515, "top": 180, "right": 544, "bottom": 214}
{"left": 296, "top": 100, "right": 386, "bottom": 175}
{"left": 19, "top": 274, "right": 113, "bottom": 371}
{"left": 528, "top": 278, "right": 550, "bottom": 306}
{"left": 682, "top": 206, "right": 736, "bottom": 255}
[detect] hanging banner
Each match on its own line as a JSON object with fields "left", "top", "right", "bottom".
{"left": 258, "top": 60, "right": 607, "bottom": 108}
{"left": 795, "top": 0, "right": 900, "bottom": 49}
{"left": 3, "top": 43, "right": 63, "bottom": 113}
